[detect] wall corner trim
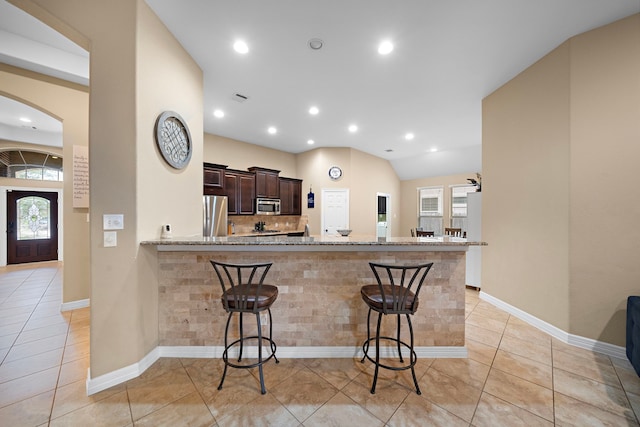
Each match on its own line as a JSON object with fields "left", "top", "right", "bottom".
{"left": 86, "top": 347, "right": 160, "bottom": 395}
{"left": 60, "top": 298, "right": 90, "bottom": 312}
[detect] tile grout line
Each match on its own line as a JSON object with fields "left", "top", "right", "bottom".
{"left": 468, "top": 302, "right": 507, "bottom": 425}
{"left": 49, "top": 305, "right": 78, "bottom": 425}
{"left": 0, "top": 267, "right": 45, "bottom": 366}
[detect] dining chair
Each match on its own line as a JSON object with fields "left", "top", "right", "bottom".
{"left": 444, "top": 227, "right": 463, "bottom": 237}
{"left": 415, "top": 230, "right": 434, "bottom": 237}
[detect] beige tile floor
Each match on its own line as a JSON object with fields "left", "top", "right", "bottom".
{"left": 1, "top": 261, "right": 640, "bottom": 426}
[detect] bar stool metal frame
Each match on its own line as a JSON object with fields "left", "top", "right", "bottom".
{"left": 210, "top": 260, "right": 279, "bottom": 394}
{"left": 360, "top": 262, "right": 434, "bottom": 394}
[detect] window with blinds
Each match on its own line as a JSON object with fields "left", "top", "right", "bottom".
{"left": 419, "top": 187, "right": 443, "bottom": 216}
{"left": 418, "top": 186, "right": 443, "bottom": 235}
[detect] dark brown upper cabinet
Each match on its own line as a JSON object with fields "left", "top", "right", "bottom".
{"left": 225, "top": 169, "right": 255, "bottom": 215}
{"left": 279, "top": 177, "right": 302, "bottom": 215}
{"left": 203, "top": 163, "right": 227, "bottom": 196}
{"left": 249, "top": 167, "right": 280, "bottom": 199}
{"left": 204, "top": 163, "right": 302, "bottom": 215}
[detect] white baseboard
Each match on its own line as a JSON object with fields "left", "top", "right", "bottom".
{"left": 86, "top": 347, "right": 160, "bottom": 396}
{"left": 159, "top": 345, "right": 467, "bottom": 359}
{"left": 60, "top": 298, "right": 90, "bottom": 312}
{"left": 479, "top": 291, "right": 627, "bottom": 360}
{"left": 85, "top": 344, "right": 467, "bottom": 395}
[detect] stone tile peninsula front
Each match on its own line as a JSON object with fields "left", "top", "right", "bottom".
{"left": 142, "top": 235, "right": 484, "bottom": 359}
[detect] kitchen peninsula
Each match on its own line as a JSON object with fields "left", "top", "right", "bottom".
{"left": 142, "top": 235, "right": 486, "bottom": 358}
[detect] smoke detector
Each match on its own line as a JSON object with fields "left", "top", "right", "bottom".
{"left": 308, "top": 38, "right": 323, "bottom": 50}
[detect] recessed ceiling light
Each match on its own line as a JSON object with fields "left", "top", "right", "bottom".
{"left": 233, "top": 40, "right": 249, "bottom": 54}
{"left": 267, "top": 126, "right": 277, "bottom": 134}
{"left": 307, "top": 139, "right": 315, "bottom": 145}
{"left": 430, "top": 147, "right": 438, "bottom": 152}
{"left": 19, "top": 117, "right": 32, "bottom": 123}
{"left": 213, "top": 109, "right": 225, "bottom": 118}
{"left": 309, "top": 106, "right": 319, "bottom": 115}
{"left": 378, "top": 40, "right": 394, "bottom": 55}
{"left": 348, "top": 124, "right": 358, "bottom": 133}
{"left": 308, "top": 38, "right": 323, "bottom": 50}
{"left": 405, "top": 133, "right": 414, "bottom": 140}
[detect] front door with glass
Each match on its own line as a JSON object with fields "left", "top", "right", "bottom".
{"left": 6, "top": 190, "right": 59, "bottom": 264}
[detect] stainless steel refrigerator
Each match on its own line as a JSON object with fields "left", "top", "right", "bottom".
{"left": 203, "top": 195, "right": 228, "bottom": 237}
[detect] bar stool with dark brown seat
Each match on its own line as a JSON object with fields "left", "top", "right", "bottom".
{"left": 415, "top": 230, "right": 434, "bottom": 237}
{"left": 360, "top": 262, "right": 434, "bottom": 394}
{"left": 210, "top": 260, "right": 279, "bottom": 394}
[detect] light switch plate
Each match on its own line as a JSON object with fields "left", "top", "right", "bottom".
{"left": 104, "top": 231, "right": 117, "bottom": 247}
{"left": 103, "top": 214, "right": 124, "bottom": 230}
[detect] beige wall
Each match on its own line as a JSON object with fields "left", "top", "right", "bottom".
{"left": 204, "top": 133, "right": 297, "bottom": 178}
{"left": 135, "top": 0, "right": 204, "bottom": 359}
{"left": 483, "top": 14, "right": 639, "bottom": 345}
{"left": 568, "top": 14, "right": 640, "bottom": 344}
{"left": 137, "top": 3, "right": 203, "bottom": 241}
{"left": 296, "top": 147, "right": 400, "bottom": 236}
{"left": 0, "top": 64, "right": 90, "bottom": 303}
{"left": 400, "top": 173, "right": 478, "bottom": 238}
{"left": 16, "top": 0, "right": 204, "bottom": 377}
{"left": 350, "top": 149, "right": 401, "bottom": 236}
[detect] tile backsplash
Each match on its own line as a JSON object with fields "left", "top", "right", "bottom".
{"left": 228, "top": 214, "right": 308, "bottom": 235}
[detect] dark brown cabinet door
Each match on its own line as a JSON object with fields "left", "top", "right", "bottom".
{"left": 279, "top": 178, "right": 302, "bottom": 215}
{"left": 279, "top": 179, "right": 292, "bottom": 214}
{"left": 225, "top": 171, "right": 255, "bottom": 215}
{"left": 204, "top": 163, "right": 227, "bottom": 196}
{"left": 290, "top": 180, "right": 302, "bottom": 215}
{"left": 204, "top": 168, "right": 224, "bottom": 187}
{"left": 249, "top": 167, "right": 280, "bottom": 198}
{"left": 6, "top": 190, "right": 59, "bottom": 264}
{"left": 224, "top": 173, "right": 238, "bottom": 214}
{"left": 238, "top": 173, "right": 255, "bottom": 214}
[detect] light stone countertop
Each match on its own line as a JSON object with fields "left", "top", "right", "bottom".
{"left": 141, "top": 234, "right": 487, "bottom": 248}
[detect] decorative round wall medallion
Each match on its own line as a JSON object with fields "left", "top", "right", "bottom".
{"left": 155, "top": 111, "right": 192, "bottom": 169}
{"left": 328, "top": 165, "right": 342, "bottom": 180}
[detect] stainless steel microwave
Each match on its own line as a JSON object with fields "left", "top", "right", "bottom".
{"left": 256, "top": 198, "right": 281, "bottom": 215}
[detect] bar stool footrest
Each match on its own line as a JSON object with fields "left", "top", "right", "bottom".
{"left": 361, "top": 336, "right": 418, "bottom": 372}
{"left": 221, "top": 335, "right": 279, "bottom": 370}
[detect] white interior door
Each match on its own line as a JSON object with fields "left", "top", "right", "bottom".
{"left": 321, "top": 189, "right": 349, "bottom": 236}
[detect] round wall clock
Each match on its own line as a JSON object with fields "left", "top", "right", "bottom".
{"left": 328, "top": 165, "right": 342, "bottom": 180}
{"left": 155, "top": 111, "right": 192, "bottom": 169}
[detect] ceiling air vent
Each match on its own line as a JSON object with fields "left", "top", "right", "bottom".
{"left": 232, "top": 93, "right": 249, "bottom": 103}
